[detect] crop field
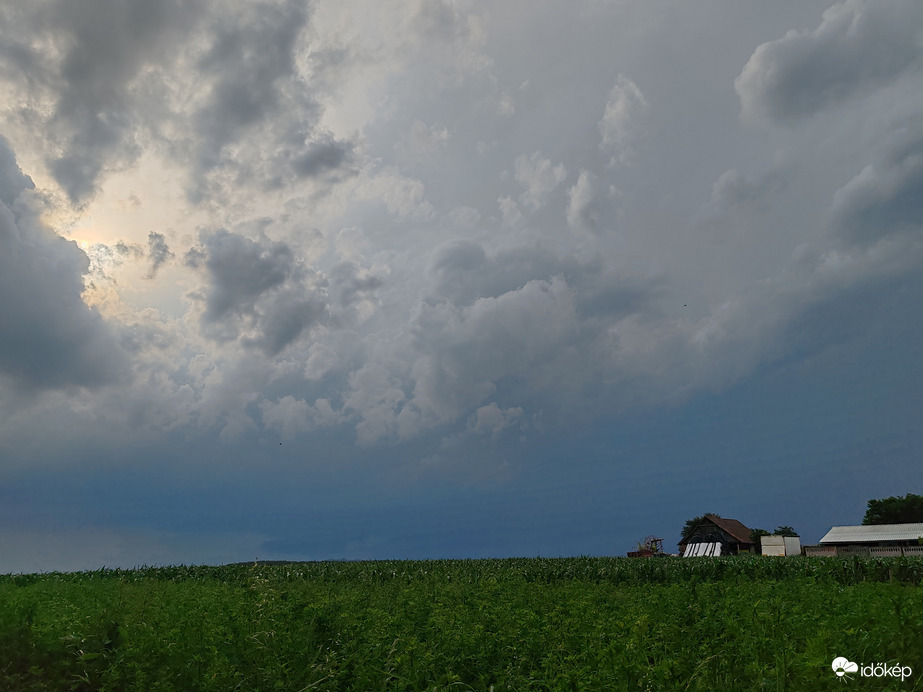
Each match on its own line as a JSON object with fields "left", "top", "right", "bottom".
{"left": 2, "top": 556, "right": 922, "bottom": 691}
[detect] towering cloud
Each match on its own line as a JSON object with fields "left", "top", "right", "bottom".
{"left": 736, "top": 0, "right": 923, "bottom": 126}
{"left": 598, "top": 75, "right": 648, "bottom": 165}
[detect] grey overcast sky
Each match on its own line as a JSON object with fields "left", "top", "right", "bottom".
{"left": 1, "top": 0, "right": 922, "bottom": 572}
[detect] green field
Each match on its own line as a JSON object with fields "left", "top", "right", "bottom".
{"left": 2, "top": 556, "right": 922, "bottom": 691}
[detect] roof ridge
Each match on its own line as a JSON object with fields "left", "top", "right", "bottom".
{"left": 706, "top": 515, "right": 753, "bottom": 543}
{"left": 679, "top": 515, "right": 753, "bottom": 545}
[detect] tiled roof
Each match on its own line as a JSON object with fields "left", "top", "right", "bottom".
{"left": 819, "top": 523, "right": 923, "bottom": 544}
{"left": 678, "top": 515, "right": 753, "bottom": 545}
{"left": 707, "top": 516, "right": 753, "bottom": 544}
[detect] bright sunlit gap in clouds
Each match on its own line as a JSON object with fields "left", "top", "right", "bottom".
{"left": 1, "top": 0, "right": 922, "bottom": 573}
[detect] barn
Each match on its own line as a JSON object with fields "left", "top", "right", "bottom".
{"left": 679, "top": 515, "right": 755, "bottom": 557}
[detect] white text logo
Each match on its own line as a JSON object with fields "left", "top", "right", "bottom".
{"left": 832, "top": 657, "right": 913, "bottom": 682}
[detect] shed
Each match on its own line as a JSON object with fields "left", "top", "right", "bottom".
{"left": 678, "top": 515, "right": 754, "bottom": 556}
{"left": 760, "top": 535, "right": 801, "bottom": 556}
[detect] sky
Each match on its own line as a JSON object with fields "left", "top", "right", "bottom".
{"left": 1, "top": 0, "right": 922, "bottom": 573}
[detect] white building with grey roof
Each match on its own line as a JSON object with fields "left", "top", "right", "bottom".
{"left": 807, "top": 523, "right": 923, "bottom": 557}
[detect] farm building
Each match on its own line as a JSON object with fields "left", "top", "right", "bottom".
{"left": 760, "top": 535, "right": 801, "bottom": 556}
{"left": 679, "top": 515, "right": 755, "bottom": 556}
{"left": 806, "top": 523, "right": 923, "bottom": 557}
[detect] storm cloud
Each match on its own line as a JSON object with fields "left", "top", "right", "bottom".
{"left": 0, "top": 0, "right": 351, "bottom": 206}
{"left": 736, "top": 0, "right": 923, "bottom": 126}
{"left": 186, "top": 229, "right": 327, "bottom": 355}
{"left": 830, "top": 130, "right": 923, "bottom": 246}
{"left": 0, "top": 139, "right": 127, "bottom": 391}
{"left": 0, "top": 1, "right": 921, "bottom": 571}
{"left": 0, "top": 0, "right": 202, "bottom": 203}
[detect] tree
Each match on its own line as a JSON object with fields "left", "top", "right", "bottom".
{"left": 863, "top": 493, "right": 923, "bottom": 525}
{"left": 773, "top": 525, "right": 798, "bottom": 537}
{"left": 681, "top": 513, "right": 719, "bottom": 541}
{"left": 750, "top": 528, "right": 771, "bottom": 546}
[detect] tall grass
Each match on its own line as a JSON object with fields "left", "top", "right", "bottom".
{"left": 2, "top": 556, "right": 921, "bottom": 690}
{"left": 7, "top": 554, "right": 922, "bottom": 587}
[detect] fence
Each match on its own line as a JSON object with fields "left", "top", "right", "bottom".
{"left": 803, "top": 545, "right": 923, "bottom": 557}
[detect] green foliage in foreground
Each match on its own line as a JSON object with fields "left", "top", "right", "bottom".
{"left": 2, "top": 556, "right": 922, "bottom": 691}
